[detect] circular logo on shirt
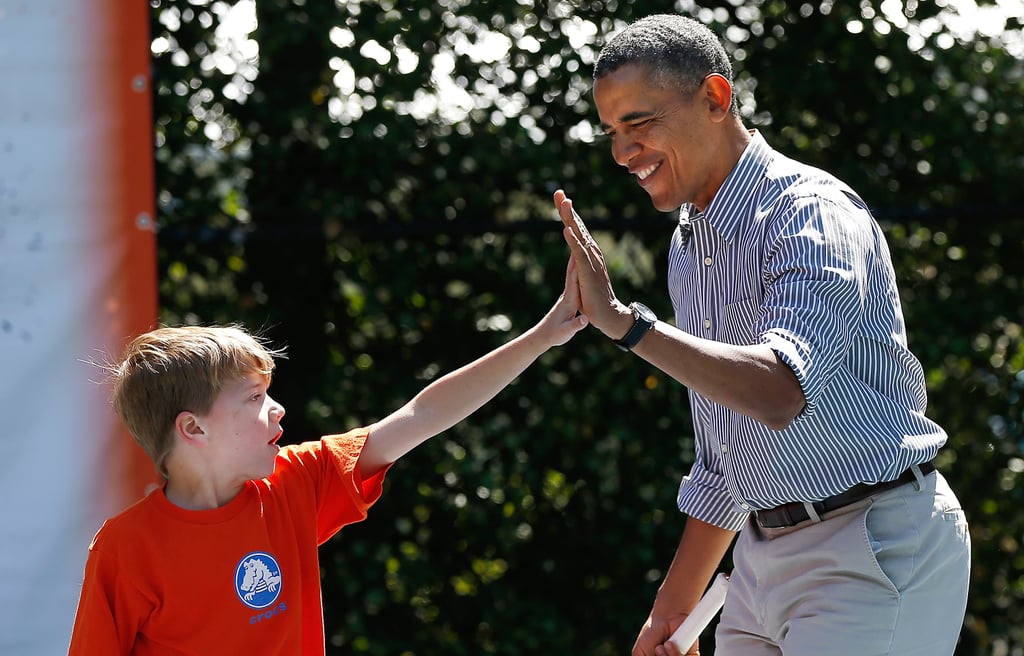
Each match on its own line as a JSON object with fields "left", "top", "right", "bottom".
{"left": 234, "top": 551, "right": 283, "bottom": 609}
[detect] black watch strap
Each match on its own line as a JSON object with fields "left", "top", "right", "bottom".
{"left": 613, "top": 302, "right": 657, "bottom": 351}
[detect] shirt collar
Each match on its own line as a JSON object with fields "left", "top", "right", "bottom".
{"left": 679, "top": 130, "right": 774, "bottom": 243}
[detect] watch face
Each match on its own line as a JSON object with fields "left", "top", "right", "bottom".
{"left": 615, "top": 301, "right": 657, "bottom": 351}
{"left": 632, "top": 302, "right": 657, "bottom": 322}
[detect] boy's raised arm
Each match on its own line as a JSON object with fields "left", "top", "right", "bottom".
{"left": 358, "top": 259, "right": 588, "bottom": 476}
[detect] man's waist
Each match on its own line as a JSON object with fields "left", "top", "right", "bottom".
{"left": 754, "top": 461, "right": 936, "bottom": 529}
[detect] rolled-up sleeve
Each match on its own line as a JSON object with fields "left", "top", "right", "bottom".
{"left": 757, "top": 193, "right": 873, "bottom": 418}
{"left": 677, "top": 458, "right": 750, "bottom": 532}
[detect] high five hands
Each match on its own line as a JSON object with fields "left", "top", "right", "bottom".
{"left": 554, "top": 189, "right": 633, "bottom": 342}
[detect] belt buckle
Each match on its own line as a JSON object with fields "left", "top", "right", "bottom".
{"left": 756, "top": 504, "right": 794, "bottom": 529}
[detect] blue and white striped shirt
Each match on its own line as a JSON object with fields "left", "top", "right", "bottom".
{"left": 670, "top": 131, "right": 944, "bottom": 531}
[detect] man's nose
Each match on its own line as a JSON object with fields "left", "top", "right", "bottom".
{"left": 611, "top": 132, "right": 640, "bottom": 167}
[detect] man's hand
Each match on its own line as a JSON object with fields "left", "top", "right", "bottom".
{"left": 633, "top": 613, "right": 698, "bottom": 656}
{"left": 553, "top": 189, "right": 633, "bottom": 340}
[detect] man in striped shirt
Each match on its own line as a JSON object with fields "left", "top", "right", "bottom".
{"left": 555, "top": 14, "right": 970, "bottom": 656}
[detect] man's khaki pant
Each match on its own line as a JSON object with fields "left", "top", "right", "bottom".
{"left": 716, "top": 471, "right": 970, "bottom": 655}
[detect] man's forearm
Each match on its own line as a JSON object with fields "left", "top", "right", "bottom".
{"left": 631, "top": 322, "right": 805, "bottom": 430}
{"left": 652, "top": 517, "right": 737, "bottom": 619}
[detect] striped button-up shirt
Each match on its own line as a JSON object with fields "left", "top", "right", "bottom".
{"left": 670, "top": 131, "right": 944, "bottom": 531}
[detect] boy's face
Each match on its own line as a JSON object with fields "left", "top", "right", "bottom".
{"left": 197, "top": 372, "right": 285, "bottom": 484}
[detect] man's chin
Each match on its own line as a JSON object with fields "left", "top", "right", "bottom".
{"left": 649, "top": 194, "right": 684, "bottom": 213}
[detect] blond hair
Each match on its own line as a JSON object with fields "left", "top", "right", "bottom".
{"left": 103, "top": 325, "right": 281, "bottom": 478}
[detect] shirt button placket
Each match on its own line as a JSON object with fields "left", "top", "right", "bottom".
{"left": 702, "top": 255, "right": 714, "bottom": 332}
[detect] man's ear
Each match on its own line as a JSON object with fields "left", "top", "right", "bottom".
{"left": 703, "top": 73, "right": 734, "bottom": 121}
{"left": 175, "top": 411, "right": 206, "bottom": 444}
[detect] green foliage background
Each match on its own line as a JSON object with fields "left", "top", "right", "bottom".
{"left": 151, "top": 1, "right": 1023, "bottom": 653}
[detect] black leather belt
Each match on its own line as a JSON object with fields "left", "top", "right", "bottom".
{"left": 755, "top": 461, "right": 936, "bottom": 529}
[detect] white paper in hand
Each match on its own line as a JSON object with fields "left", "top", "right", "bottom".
{"left": 667, "top": 573, "right": 730, "bottom": 652}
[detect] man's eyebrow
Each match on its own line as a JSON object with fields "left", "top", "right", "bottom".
{"left": 600, "top": 110, "right": 656, "bottom": 131}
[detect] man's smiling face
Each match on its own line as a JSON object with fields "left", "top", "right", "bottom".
{"left": 594, "top": 63, "right": 724, "bottom": 212}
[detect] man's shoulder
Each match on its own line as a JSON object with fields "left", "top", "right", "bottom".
{"left": 755, "top": 153, "right": 866, "bottom": 221}
{"left": 756, "top": 142, "right": 855, "bottom": 202}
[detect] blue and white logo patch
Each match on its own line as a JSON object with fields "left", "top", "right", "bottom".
{"left": 234, "top": 551, "right": 283, "bottom": 609}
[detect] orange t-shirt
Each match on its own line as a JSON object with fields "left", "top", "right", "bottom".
{"left": 68, "top": 428, "right": 387, "bottom": 655}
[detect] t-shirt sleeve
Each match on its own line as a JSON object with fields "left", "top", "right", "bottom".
{"left": 271, "top": 427, "right": 388, "bottom": 544}
{"left": 67, "top": 529, "right": 145, "bottom": 655}
{"left": 315, "top": 427, "right": 389, "bottom": 543}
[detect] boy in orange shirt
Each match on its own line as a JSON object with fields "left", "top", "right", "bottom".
{"left": 68, "top": 263, "right": 588, "bottom": 655}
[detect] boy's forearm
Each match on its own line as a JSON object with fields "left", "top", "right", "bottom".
{"left": 408, "top": 325, "right": 549, "bottom": 430}
{"left": 359, "top": 326, "right": 551, "bottom": 473}
{"left": 359, "top": 260, "right": 584, "bottom": 476}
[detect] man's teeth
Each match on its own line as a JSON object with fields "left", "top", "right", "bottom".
{"left": 636, "top": 163, "right": 658, "bottom": 180}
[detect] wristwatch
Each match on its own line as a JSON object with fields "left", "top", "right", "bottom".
{"left": 613, "top": 302, "right": 657, "bottom": 351}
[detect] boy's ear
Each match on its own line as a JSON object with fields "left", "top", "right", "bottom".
{"left": 175, "top": 411, "right": 207, "bottom": 444}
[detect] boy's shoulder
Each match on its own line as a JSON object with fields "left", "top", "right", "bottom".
{"left": 88, "top": 487, "right": 165, "bottom": 551}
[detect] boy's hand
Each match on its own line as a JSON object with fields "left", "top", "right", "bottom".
{"left": 536, "top": 257, "right": 589, "bottom": 347}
